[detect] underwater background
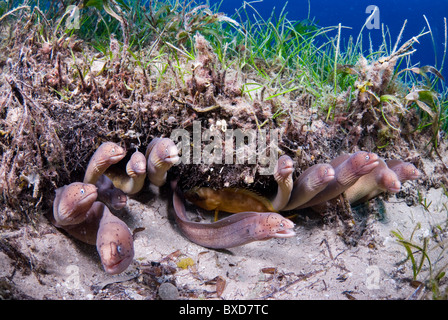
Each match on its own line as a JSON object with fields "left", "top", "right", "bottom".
{"left": 209, "top": 0, "right": 448, "bottom": 80}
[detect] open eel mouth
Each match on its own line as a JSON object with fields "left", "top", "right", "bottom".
{"left": 274, "top": 228, "right": 296, "bottom": 238}
{"left": 109, "top": 150, "right": 126, "bottom": 163}
{"left": 273, "top": 218, "right": 296, "bottom": 238}
{"left": 165, "top": 150, "right": 180, "bottom": 164}
{"left": 322, "top": 170, "right": 335, "bottom": 183}
{"left": 279, "top": 162, "right": 294, "bottom": 177}
{"left": 388, "top": 183, "right": 402, "bottom": 193}
{"left": 104, "top": 258, "right": 127, "bottom": 274}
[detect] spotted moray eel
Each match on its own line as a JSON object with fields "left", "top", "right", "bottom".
{"left": 171, "top": 181, "right": 296, "bottom": 249}
{"left": 53, "top": 182, "right": 98, "bottom": 226}
{"left": 145, "top": 138, "right": 179, "bottom": 187}
{"left": 282, "top": 163, "right": 335, "bottom": 211}
{"left": 83, "top": 142, "right": 126, "bottom": 185}
{"left": 344, "top": 158, "right": 401, "bottom": 205}
{"left": 52, "top": 182, "right": 134, "bottom": 274}
{"left": 104, "top": 149, "right": 147, "bottom": 195}
{"left": 386, "top": 159, "right": 421, "bottom": 182}
{"left": 184, "top": 155, "right": 294, "bottom": 216}
{"left": 296, "top": 151, "right": 380, "bottom": 209}
{"left": 96, "top": 203, "right": 135, "bottom": 274}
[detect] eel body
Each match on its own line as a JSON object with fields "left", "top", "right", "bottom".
{"left": 83, "top": 142, "right": 126, "bottom": 184}
{"left": 52, "top": 182, "right": 134, "bottom": 274}
{"left": 297, "top": 151, "right": 380, "bottom": 209}
{"left": 184, "top": 155, "right": 294, "bottom": 214}
{"left": 344, "top": 158, "right": 401, "bottom": 205}
{"left": 282, "top": 163, "right": 335, "bottom": 211}
{"left": 105, "top": 150, "right": 147, "bottom": 195}
{"left": 184, "top": 187, "right": 275, "bottom": 213}
{"left": 60, "top": 201, "right": 105, "bottom": 245}
{"left": 271, "top": 155, "right": 294, "bottom": 211}
{"left": 172, "top": 181, "right": 295, "bottom": 249}
{"left": 146, "top": 138, "right": 179, "bottom": 187}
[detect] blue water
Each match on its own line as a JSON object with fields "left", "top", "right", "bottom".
{"left": 209, "top": 0, "right": 447, "bottom": 80}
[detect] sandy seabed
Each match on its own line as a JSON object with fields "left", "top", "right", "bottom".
{"left": 1, "top": 161, "right": 447, "bottom": 300}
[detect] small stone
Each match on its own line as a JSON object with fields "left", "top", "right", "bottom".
{"left": 158, "top": 282, "right": 179, "bottom": 300}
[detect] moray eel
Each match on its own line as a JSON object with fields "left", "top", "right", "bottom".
{"left": 96, "top": 203, "right": 134, "bottom": 275}
{"left": 52, "top": 183, "right": 133, "bottom": 274}
{"left": 146, "top": 138, "right": 179, "bottom": 187}
{"left": 344, "top": 158, "right": 401, "bottom": 205}
{"left": 185, "top": 155, "right": 294, "bottom": 216}
{"left": 83, "top": 142, "right": 126, "bottom": 185}
{"left": 171, "top": 181, "right": 295, "bottom": 249}
{"left": 185, "top": 187, "right": 275, "bottom": 214}
{"left": 53, "top": 182, "right": 98, "bottom": 226}
{"left": 282, "top": 163, "right": 335, "bottom": 211}
{"left": 271, "top": 155, "right": 294, "bottom": 211}
{"left": 297, "top": 151, "right": 380, "bottom": 209}
{"left": 95, "top": 175, "right": 128, "bottom": 210}
{"left": 386, "top": 159, "right": 421, "bottom": 183}
{"left": 105, "top": 150, "right": 147, "bottom": 195}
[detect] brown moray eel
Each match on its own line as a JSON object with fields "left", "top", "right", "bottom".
{"left": 105, "top": 150, "right": 147, "bottom": 195}
{"left": 386, "top": 159, "right": 421, "bottom": 183}
{"left": 53, "top": 182, "right": 98, "bottom": 226}
{"left": 185, "top": 187, "right": 275, "bottom": 214}
{"left": 185, "top": 155, "right": 294, "bottom": 214}
{"left": 282, "top": 163, "right": 335, "bottom": 211}
{"left": 95, "top": 175, "right": 128, "bottom": 210}
{"left": 344, "top": 158, "right": 401, "bottom": 205}
{"left": 146, "top": 138, "right": 179, "bottom": 187}
{"left": 96, "top": 203, "right": 134, "bottom": 275}
{"left": 52, "top": 182, "right": 134, "bottom": 274}
{"left": 171, "top": 181, "right": 296, "bottom": 249}
{"left": 83, "top": 142, "right": 126, "bottom": 185}
{"left": 271, "top": 155, "right": 294, "bottom": 211}
{"left": 296, "top": 151, "right": 380, "bottom": 209}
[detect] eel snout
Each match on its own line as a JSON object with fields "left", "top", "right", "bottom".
{"left": 353, "top": 152, "right": 380, "bottom": 176}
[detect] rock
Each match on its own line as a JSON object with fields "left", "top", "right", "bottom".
{"left": 158, "top": 282, "right": 179, "bottom": 300}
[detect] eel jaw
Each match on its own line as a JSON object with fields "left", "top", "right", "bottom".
{"left": 162, "top": 145, "right": 180, "bottom": 165}
{"left": 322, "top": 171, "right": 335, "bottom": 183}
{"left": 274, "top": 228, "right": 296, "bottom": 238}
{"left": 279, "top": 165, "right": 294, "bottom": 178}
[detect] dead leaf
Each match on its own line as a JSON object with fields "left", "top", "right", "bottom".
{"left": 215, "top": 276, "right": 226, "bottom": 297}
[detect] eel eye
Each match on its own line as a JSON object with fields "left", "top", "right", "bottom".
{"left": 365, "top": 155, "right": 370, "bottom": 161}
{"left": 111, "top": 148, "right": 116, "bottom": 153}
{"left": 80, "top": 188, "right": 85, "bottom": 194}
{"left": 279, "top": 223, "right": 284, "bottom": 228}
